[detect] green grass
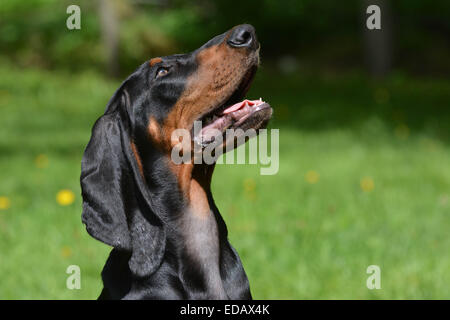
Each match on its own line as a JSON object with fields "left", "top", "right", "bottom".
{"left": 0, "top": 63, "right": 449, "bottom": 299}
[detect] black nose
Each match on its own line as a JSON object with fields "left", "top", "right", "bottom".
{"left": 227, "top": 24, "right": 257, "bottom": 49}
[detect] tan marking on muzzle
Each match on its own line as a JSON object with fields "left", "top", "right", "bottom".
{"left": 161, "top": 43, "right": 252, "bottom": 152}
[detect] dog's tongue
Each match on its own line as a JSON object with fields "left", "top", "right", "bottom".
{"left": 222, "top": 99, "right": 262, "bottom": 114}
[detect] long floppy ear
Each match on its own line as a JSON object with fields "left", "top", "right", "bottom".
{"left": 81, "top": 88, "right": 165, "bottom": 278}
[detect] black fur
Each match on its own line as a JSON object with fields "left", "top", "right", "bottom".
{"left": 81, "top": 25, "right": 258, "bottom": 300}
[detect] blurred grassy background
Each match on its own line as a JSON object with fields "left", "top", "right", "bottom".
{"left": 0, "top": 0, "right": 449, "bottom": 299}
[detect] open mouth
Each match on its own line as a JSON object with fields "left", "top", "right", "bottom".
{"left": 193, "top": 66, "right": 272, "bottom": 148}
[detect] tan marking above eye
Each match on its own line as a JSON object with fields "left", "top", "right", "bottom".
{"left": 149, "top": 57, "right": 162, "bottom": 67}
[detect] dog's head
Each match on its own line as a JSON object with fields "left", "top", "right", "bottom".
{"left": 81, "top": 24, "right": 271, "bottom": 277}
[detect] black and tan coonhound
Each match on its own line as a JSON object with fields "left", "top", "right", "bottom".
{"left": 80, "top": 24, "right": 272, "bottom": 300}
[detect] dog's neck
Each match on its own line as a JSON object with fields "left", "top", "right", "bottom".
{"left": 148, "top": 159, "right": 227, "bottom": 298}
{"left": 189, "top": 164, "right": 214, "bottom": 218}
{"left": 177, "top": 163, "right": 228, "bottom": 298}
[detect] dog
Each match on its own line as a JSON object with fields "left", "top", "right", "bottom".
{"left": 80, "top": 24, "right": 272, "bottom": 300}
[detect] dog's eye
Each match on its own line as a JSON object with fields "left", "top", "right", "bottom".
{"left": 156, "top": 67, "right": 169, "bottom": 78}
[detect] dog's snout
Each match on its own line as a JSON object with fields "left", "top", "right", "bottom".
{"left": 227, "top": 24, "right": 257, "bottom": 49}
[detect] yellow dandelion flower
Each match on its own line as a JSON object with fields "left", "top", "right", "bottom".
{"left": 61, "top": 246, "right": 72, "bottom": 258}
{"left": 35, "top": 154, "right": 49, "bottom": 168}
{"left": 360, "top": 177, "right": 375, "bottom": 192}
{"left": 243, "top": 178, "right": 256, "bottom": 192}
{"left": 0, "top": 196, "right": 11, "bottom": 210}
{"left": 305, "top": 170, "right": 320, "bottom": 184}
{"left": 56, "top": 190, "right": 75, "bottom": 206}
{"left": 243, "top": 178, "right": 256, "bottom": 201}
